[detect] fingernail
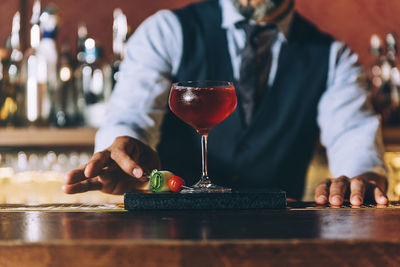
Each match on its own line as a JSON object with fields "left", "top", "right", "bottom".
{"left": 352, "top": 196, "right": 362, "bottom": 204}
{"left": 84, "top": 166, "right": 90, "bottom": 177}
{"left": 332, "top": 196, "right": 342, "bottom": 204}
{"left": 133, "top": 168, "right": 142, "bottom": 178}
{"left": 379, "top": 196, "right": 387, "bottom": 203}
{"left": 61, "top": 185, "right": 66, "bottom": 192}
{"left": 317, "top": 195, "right": 327, "bottom": 203}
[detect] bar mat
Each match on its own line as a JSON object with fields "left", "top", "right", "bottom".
{"left": 124, "top": 189, "right": 286, "bottom": 210}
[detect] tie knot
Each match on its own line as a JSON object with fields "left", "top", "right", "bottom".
{"left": 235, "top": 21, "right": 278, "bottom": 45}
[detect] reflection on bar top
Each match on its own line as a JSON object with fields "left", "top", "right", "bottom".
{"left": 0, "top": 202, "right": 399, "bottom": 212}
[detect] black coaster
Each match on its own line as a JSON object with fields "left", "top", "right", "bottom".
{"left": 124, "top": 189, "right": 286, "bottom": 210}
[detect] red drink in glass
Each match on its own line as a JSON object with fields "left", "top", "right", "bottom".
{"left": 169, "top": 81, "right": 237, "bottom": 193}
{"left": 169, "top": 86, "right": 237, "bottom": 135}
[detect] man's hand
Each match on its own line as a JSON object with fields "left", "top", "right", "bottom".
{"left": 314, "top": 172, "right": 388, "bottom": 206}
{"left": 63, "top": 136, "right": 161, "bottom": 195}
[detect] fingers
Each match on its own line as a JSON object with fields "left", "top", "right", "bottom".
{"left": 95, "top": 166, "right": 149, "bottom": 195}
{"left": 84, "top": 151, "right": 111, "bottom": 178}
{"left": 110, "top": 145, "right": 143, "bottom": 179}
{"left": 329, "top": 176, "right": 349, "bottom": 206}
{"left": 314, "top": 178, "right": 330, "bottom": 204}
{"left": 107, "top": 178, "right": 149, "bottom": 195}
{"left": 314, "top": 173, "right": 389, "bottom": 207}
{"left": 63, "top": 178, "right": 103, "bottom": 194}
{"left": 349, "top": 177, "right": 366, "bottom": 206}
{"left": 373, "top": 184, "right": 388, "bottom": 205}
{"left": 138, "top": 143, "right": 162, "bottom": 173}
{"left": 65, "top": 165, "right": 87, "bottom": 184}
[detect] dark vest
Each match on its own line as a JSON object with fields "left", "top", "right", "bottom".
{"left": 157, "top": 0, "right": 333, "bottom": 199}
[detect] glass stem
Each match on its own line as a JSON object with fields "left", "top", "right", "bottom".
{"left": 201, "top": 134, "right": 209, "bottom": 182}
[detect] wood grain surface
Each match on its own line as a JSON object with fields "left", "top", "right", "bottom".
{"left": 0, "top": 241, "right": 399, "bottom": 267}
{"left": 0, "top": 204, "right": 400, "bottom": 266}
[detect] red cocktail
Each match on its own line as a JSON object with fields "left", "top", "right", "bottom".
{"left": 169, "top": 86, "right": 237, "bottom": 135}
{"left": 169, "top": 81, "right": 237, "bottom": 193}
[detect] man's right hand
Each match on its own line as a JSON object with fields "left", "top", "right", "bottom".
{"left": 63, "top": 136, "right": 161, "bottom": 195}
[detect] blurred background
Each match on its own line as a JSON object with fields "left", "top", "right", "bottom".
{"left": 1, "top": 0, "right": 400, "bottom": 65}
{"left": 0, "top": 0, "right": 400, "bottom": 204}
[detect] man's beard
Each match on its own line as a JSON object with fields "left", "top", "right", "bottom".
{"left": 231, "top": 0, "right": 280, "bottom": 21}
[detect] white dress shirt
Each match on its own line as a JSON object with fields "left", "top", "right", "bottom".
{"left": 96, "top": 0, "right": 386, "bottom": 178}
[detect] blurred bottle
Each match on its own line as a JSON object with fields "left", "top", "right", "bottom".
{"left": 390, "top": 66, "right": 400, "bottom": 107}
{"left": 0, "top": 50, "right": 8, "bottom": 113}
{"left": 76, "top": 23, "right": 87, "bottom": 65}
{"left": 386, "top": 33, "right": 400, "bottom": 120}
{"left": 386, "top": 33, "right": 397, "bottom": 66}
{"left": 37, "top": 6, "right": 60, "bottom": 126}
{"left": 0, "top": 48, "right": 18, "bottom": 126}
{"left": 369, "top": 33, "right": 400, "bottom": 125}
{"left": 370, "top": 34, "right": 383, "bottom": 59}
{"left": 111, "top": 8, "right": 128, "bottom": 88}
{"left": 56, "top": 42, "right": 84, "bottom": 127}
{"left": 0, "top": 12, "right": 24, "bottom": 126}
{"left": 75, "top": 37, "right": 112, "bottom": 127}
{"left": 21, "top": 0, "right": 51, "bottom": 126}
{"left": 73, "top": 23, "right": 88, "bottom": 124}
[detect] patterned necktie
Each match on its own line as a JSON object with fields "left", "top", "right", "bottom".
{"left": 236, "top": 21, "right": 278, "bottom": 125}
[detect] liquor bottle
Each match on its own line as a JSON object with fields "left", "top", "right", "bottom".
{"left": 73, "top": 23, "right": 88, "bottom": 125}
{"left": 37, "top": 6, "right": 60, "bottom": 126}
{"left": 0, "top": 12, "right": 23, "bottom": 126}
{"left": 56, "top": 42, "right": 83, "bottom": 127}
{"left": 75, "top": 38, "right": 111, "bottom": 127}
{"left": 21, "top": 0, "right": 51, "bottom": 126}
{"left": 385, "top": 34, "right": 400, "bottom": 106}
{"left": 0, "top": 50, "right": 8, "bottom": 112}
{"left": 390, "top": 67, "right": 400, "bottom": 107}
{"left": 369, "top": 33, "right": 400, "bottom": 125}
{"left": 370, "top": 34, "right": 383, "bottom": 58}
{"left": 111, "top": 8, "right": 128, "bottom": 88}
{"left": 386, "top": 33, "right": 397, "bottom": 66}
{"left": 0, "top": 48, "right": 18, "bottom": 126}
{"left": 370, "top": 34, "right": 385, "bottom": 113}
{"left": 386, "top": 33, "right": 400, "bottom": 124}
{"left": 76, "top": 23, "right": 87, "bottom": 64}
{"left": 9, "top": 11, "right": 24, "bottom": 84}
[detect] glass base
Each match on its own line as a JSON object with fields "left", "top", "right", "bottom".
{"left": 181, "top": 178, "right": 231, "bottom": 193}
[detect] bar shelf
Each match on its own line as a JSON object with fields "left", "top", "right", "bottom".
{"left": 0, "top": 127, "right": 96, "bottom": 147}
{"left": 0, "top": 126, "right": 399, "bottom": 149}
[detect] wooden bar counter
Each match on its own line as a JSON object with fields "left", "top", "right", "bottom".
{"left": 0, "top": 203, "right": 400, "bottom": 266}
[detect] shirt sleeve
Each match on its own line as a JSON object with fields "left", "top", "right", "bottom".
{"left": 317, "top": 41, "right": 387, "bottom": 178}
{"left": 94, "top": 10, "right": 183, "bottom": 152}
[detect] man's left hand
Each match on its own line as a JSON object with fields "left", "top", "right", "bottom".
{"left": 314, "top": 172, "right": 388, "bottom": 206}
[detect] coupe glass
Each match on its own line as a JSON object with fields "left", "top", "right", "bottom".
{"left": 169, "top": 81, "right": 237, "bottom": 193}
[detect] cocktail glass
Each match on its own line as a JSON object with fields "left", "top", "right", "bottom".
{"left": 169, "top": 81, "right": 237, "bottom": 193}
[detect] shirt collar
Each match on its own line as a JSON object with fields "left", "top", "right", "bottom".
{"left": 219, "top": 0, "right": 294, "bottom": 40}
{"left": 220, "top": 0, "right": 245, "bottom": 29}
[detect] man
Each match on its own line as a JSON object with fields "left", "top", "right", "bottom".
{"left": 64, "top": 0, "right": 388, "bottom": 206}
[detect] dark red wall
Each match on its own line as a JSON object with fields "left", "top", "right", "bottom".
{"left": 0, "top": 0, "right": 20, "bottom": 49}
{"left": 296, "top": 0, "right": 400, "bottom": 66}
{"left": 1, "top": 0, "right": 400, "bottom": 66}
